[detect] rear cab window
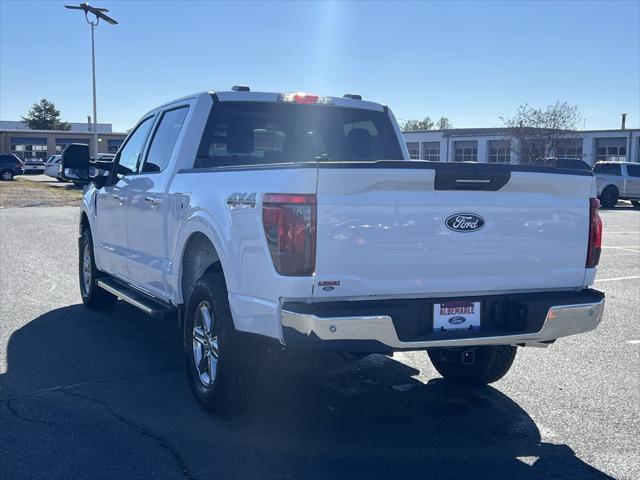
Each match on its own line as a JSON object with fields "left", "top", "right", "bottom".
{"left": 594, "top": 163, "right": 622, "bottom": 175}
{"left": 194, "top": 101, "right": 403, "bottom": 168}
{"left": 141, "top": 106, "right": 189, "bottom": 173}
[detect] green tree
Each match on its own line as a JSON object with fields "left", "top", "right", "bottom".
{"left": 436, "top": 116, "right": 452, "bottom": 130}
{"left": 401, "top": 117, "right": 435, "bottom": 131}
{"left": 21, "top": 98, "right": 71, "bottom": 130}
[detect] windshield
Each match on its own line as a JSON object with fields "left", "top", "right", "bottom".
{"left": 195, "top": 101, "right": 403, "bottom": 168}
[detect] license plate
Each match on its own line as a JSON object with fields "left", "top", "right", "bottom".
{"left": 433, "top": 300, "right": 481, "bottom": 332}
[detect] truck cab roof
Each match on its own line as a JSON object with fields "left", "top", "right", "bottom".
{"left": 144, "top": 88, "right": 385, "bottom": 118}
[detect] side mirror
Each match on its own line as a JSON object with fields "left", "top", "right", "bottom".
{"left": 60, "top": 144, "right": 91, "bottom": 184}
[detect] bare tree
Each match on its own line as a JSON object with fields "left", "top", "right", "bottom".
{"left": 436, "top": 116, "right": 452, "bottom": 130}
{"left": 501, "top": 102, "right": 582, "bottom": 164}
{"left": 401, "top": 117, "right": 435, "bottom": 131}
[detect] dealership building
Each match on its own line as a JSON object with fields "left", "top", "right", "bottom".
{"left": 0, "top": 120, "right": 127, "bottom": 160}
{"left": 403, "top": 127, "right": 640, "bottom": 165}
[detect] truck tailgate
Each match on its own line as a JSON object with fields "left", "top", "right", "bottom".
{"left": 313, "top": 163, "right": 594, "bottom": 298}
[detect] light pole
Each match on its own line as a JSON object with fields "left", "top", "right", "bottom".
{"left": 65, "top": 3, "right": 117, "bottom": 159}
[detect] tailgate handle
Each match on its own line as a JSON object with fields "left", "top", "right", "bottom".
{"left": 435, "top": 169, "right": 510, "bottom": 191}
{"left": 456, "top": 179, "right": 491, "bottom": 184}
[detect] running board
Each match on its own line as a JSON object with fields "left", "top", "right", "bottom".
{"left": 97, "top": 278, "right": 176, "bottom": 320}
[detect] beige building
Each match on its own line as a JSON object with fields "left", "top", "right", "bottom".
{"left": 0, "top": 121, "right": 127, "bottom": 160}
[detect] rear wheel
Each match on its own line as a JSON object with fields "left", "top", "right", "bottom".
{"left": 1, "top": 169, "right": 14, "bottom": 181}
{"left": 184, "top": 273, "right": 258, "bottom": 414}
{"left": 632, "top": 200, "right": 640, "bottom": 208}
{"left": 427, "top": 345, "right": 517, "bottom": 386}
{"left": 79, "top": 229, "right": 118, "bottom": 310}
{"left": 599, "top": 186, "right": 619, "bottom": 208}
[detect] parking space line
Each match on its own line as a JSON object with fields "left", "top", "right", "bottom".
{"left": 595, "top": 275, "right": 640, "bottom": 283}
{"left": 602, "top": 246, "right": 640, "bottom": 253}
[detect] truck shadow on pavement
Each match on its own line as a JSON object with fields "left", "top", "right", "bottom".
{"left": 1, "top": 303, "right": 613, "bottom": 480}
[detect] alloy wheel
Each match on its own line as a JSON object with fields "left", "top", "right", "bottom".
{"left": 192, "top": 301, "right": 219, "bottom": 387}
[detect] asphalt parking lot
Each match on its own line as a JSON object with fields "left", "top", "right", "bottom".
{"left": 0, "top": 206, "right": 638, "bottom": 480}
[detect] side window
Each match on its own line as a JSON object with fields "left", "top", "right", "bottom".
{"left": 594, "top": 163, "right": 621, "bottom": 175}
{"left": 626, "top": 164, "right": 640, "bottom": 177}
{"left": 142, "top": 107, "right": 189, "bottom": 173}
{"left": 117, "top": 116, "right": 155, "bottom": 175}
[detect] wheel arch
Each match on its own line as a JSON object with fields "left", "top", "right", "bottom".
{"left": 179, "top": 231, "right": 227, "bottom": 306}
{"left": 79, "top": 211, "right": 90, "bottom": 234}
{"left": 601, "top": 183, "right": 619, "bottom": 195}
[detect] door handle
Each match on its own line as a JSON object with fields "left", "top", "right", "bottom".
{"left": 111, "top": 194, "right": 124, "bottom": 202}
{"left": 145, "top": 196, "right": 161, "bottom": 206}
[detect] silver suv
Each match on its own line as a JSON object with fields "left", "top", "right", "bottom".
{"left": 594, "top": 161, "right": 640, "bottom": 208}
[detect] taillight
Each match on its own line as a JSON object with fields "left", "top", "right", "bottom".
{"left": 262, "top": 193, "right": 316, "bottom": 276}
{"left": 586, "top": 198, "right": 602, "bottom": 268}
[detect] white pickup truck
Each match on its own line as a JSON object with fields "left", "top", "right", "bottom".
{"left": 61, "top": 88, "right": 605, "bottom": 414}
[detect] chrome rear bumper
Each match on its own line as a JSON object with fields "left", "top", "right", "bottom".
{"left": 281, "top": 299, "right": 605, "bottom": 350}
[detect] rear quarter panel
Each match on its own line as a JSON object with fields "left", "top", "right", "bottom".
{"left": 167, "top": 167, "right": 317, "bottom": 340}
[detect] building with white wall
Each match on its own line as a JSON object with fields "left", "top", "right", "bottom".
{"left": 0, "top": 120, "right": 126, "bottom": 159}
{"left": 403, "top": 127, "right": 640, "bottom": 166}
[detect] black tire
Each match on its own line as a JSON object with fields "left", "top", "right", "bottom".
{"left": 1, "top": 169, "right": 14, "bottom": 181}
{"left": 427, "top": 345, "right": 517, "bottom": 386}
{"left": 632, "top": 200, "right": 640, "bottom": 208}
{"left": 599, "top": 186, "right": 619, "bottom": 208}
{"left": 79, "top": 229, "right": 118, "bottom": 310}
{"left": 183, "top": 273, "right": 258, "bottom": 414}
{"left": 56, "top": 177, "right": 65, "bottom": 182}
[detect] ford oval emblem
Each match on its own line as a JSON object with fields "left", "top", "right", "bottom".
{"left": 445, "top": 213, "right": 485, "bottom": 233}
{"left": 448, "top": 316, "right": 466, "bottom": 325}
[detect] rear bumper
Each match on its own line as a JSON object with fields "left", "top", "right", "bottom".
{"left": 281, "top": 289, "right": 605, "bottom": 352}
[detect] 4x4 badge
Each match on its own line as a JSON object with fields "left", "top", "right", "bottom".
{"left": 226, "top": 192, "right": 256, "bottom": 208}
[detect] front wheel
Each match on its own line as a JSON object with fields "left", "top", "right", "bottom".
{"left": 79, "top": 229, "right": 118, "bottom": 310}
{"left": 632, "top": 200, "right": 640, "bottom": 208}
{"left": 184, "top": 273, "right": 258, "bottom": 414}
{"left": 427, "top": 345, "right": 517, "bottom": 386}
{"left": 1, "top": 169, "right": 14, "bottom": 181}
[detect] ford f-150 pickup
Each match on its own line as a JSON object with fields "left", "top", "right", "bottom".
{"left": 61, "top": 87, "right": 605, "bottom": 414}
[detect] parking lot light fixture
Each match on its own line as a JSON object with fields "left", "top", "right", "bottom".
{"left": 64, "top": 3, "right": 118, "bottom": 159}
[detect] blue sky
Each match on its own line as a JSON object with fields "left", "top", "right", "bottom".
{"left": 1, "top": 0, "right": 638, "bottom": 132}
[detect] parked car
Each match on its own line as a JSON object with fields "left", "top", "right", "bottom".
{"left": 44, "top": 155, "right": 64, "bottom": 181}
{"left": 21, "top": 157, "right": 46, "bottom": 174}
{"left": 0, "top": 153, "right": 24, "bottom": 181}
{"left": 542, "top": 157, "right": 592, "bottom": 173}
{"left": 95, "top": 153, "right": 116, "bottom": 163}
{"left": 61, "top": 88, "right": 605, "bottom": 414}
{"left": 593, "top": 161, "right": 640, "bottom": 207}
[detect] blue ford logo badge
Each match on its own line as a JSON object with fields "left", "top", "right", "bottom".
{"left": 445, "top": 213, "right": 485, "bottom": 232}
{"left": 448, "top": 316, "right": 466, "bottom": 325}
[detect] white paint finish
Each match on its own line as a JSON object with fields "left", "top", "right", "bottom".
{"left": 314, "top": 168, "right": 594, "bottom": 299}
{"left": 94, "top": 182, "right": 130, "bottom": 279}
{"left": 166, "top": 168, "right": 317, "bottom": 336}
{"left": 122, "top": 99, "right": 198, "bottom": 301}
{"left": 81, "top": 89, "right": 602, "bottom": 343}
